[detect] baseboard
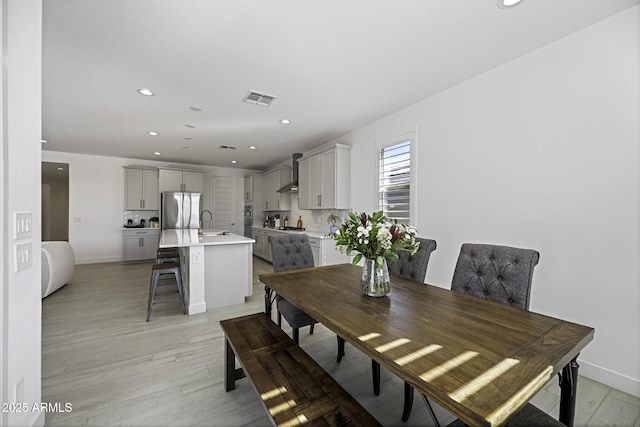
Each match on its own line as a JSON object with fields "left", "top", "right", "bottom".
{"left": 29, "top": 410, "right": 45, "bottom": 427}
{"left": 75, "top": 256, "right": 125, "bottom": 265}
{"left": 580, "top": 359, "right": 640, "bottom": 398}
{"left": 189, "top": 302, "right": 207, "bottom": 315}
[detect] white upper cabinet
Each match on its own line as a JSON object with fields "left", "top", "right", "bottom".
{"left": 298, "top": 144, "right": 351, "bottom": 210}
{"left": 124, "top": 167, "right": 159, "bottom": 210}
{"left": 159, "top": 168, "right": 204, "bottom": 193}
{"left": 244, "top": 175, "right": 254, "bottom": 202}
{"left": 261, "top": 168, "right": 291, "bottom": 211}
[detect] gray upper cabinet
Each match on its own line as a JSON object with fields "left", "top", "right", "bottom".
{"left": 298, "top": 144, "right": 351, "bottom": 210}
{"left": 261, "top": 168, "right": 291, "bottom": 211}
{"left": 244, "top": 175, "right": 254, "bottom": 202}
{"left": 159, "top": 168, "right": 204, "bottom": 193}
{"left": 124, "top": 167, "right": 159, "bottom": 210}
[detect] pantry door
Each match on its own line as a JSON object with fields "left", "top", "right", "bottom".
{"left": 210, "top": 176, "right": 237, "bottom": 233}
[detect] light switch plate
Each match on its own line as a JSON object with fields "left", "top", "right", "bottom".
{"left": 16, "top": 243, "right": 32, "bottom": 271}
{"left": 15, "top": 213, "right": 32, "bottom": 240}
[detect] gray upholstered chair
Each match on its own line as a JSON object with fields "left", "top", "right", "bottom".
{"left": 268, "top": 234, "right": 317, "bottom": 344}
{"left": 337, "top": 237, "right": 437, "bottom": 395}
{"left": 388, "top": 237, "right": 437, "bottom": 282}
{"left": 450, "top": 243, "right": 539, "bottom": 310}
{"left": 403, "top": 243, "right": 541, "bottom": 426}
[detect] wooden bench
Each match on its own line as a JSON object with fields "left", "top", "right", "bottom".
{"left": 220, "top": 313, "right": 381, "bottom": 427}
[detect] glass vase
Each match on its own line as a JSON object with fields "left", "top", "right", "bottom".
{"left": 361, "top": 258, "right": 390, "bottom": 297}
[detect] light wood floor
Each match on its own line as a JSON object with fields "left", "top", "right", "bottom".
{"left": 42, "top": 258, "right": 640, "bottom": 426}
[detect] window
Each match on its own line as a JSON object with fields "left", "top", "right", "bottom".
{"left": 378, "top": 138, "right": 411, "bottom": 223}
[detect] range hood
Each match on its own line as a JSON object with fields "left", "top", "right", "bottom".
{"left": 277, "top": 153, "right": 303, "bottom": 193}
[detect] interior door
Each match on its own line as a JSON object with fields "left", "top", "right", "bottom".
{"left": 211, "top": 176, "right": 237, "bottom": 233}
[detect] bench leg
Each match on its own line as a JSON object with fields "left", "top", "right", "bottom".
{"left": 224, "top": 337, "right": 246, "bottom": 392}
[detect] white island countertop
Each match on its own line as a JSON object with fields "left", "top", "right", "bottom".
{"left": 160, "top": 229, "right": 254, "bottom": 248}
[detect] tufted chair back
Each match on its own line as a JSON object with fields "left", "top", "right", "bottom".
{"left": 269, "top": 234, "right": 314, "bottom": 273}
{"left": 268, "top": 233, "right": 316, "bottom": 344}
{"left": 388, "top": 237, "right": 437, "bottom": 283}
{"left": 451, "top": 243, "right": 540, "bottom": 310}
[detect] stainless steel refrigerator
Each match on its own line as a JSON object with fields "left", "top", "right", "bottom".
{"left": 161, "top": 192, "right": 202, "bottom": 229}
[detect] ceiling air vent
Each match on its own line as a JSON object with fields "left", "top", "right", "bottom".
{"left": 219, "top": 145, "right": 237, "bottom": 150}
{"left": 242, "top": 90, "right": 276, "bottom": 107}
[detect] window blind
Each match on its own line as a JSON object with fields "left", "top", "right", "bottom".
{"left": 378, "top": 140, "right": 410, "bottom": 223}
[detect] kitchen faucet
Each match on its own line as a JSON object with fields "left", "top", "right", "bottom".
{"left": 199, "top": 210, "right": 213, "bottom": 235}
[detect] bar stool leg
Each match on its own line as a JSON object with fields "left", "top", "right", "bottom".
{"left": 146, "top": 270, "right": 159, "bottom": 322}
{"left": 174, "top": 269, "right": 186, "bottom": 314}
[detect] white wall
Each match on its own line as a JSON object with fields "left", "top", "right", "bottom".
{"left": 349, "top": 7, "right": 639, "bottom": 396}
{"left": 41, "top": 151, "right": 259, "bottom": 263}
{"left": 1, "top": 1, "right": 44, "bottom": 426}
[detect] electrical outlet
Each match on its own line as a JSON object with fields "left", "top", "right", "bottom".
{"left": 16, "top": 243, "right": 32, "bottom": 271}
{"left": 15, "top": 213, "right": 32, "bottom": 240}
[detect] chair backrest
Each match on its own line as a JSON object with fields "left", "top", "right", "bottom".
{"left": 388, "top": 237, "right": 437, "bottom": 283}
{"left": 451, "top": 243, "right": 540, "bottom": 310}
{"left": 268, "top": 234, "right": 314, "bottom": 273}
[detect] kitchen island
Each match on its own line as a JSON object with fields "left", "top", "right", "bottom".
{"left": 159, "top": 229, "right": 254, "bottom": 314}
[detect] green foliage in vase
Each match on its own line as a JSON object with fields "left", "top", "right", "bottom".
{"left": 334, "top": 211, "right": 419, "bottom": 267}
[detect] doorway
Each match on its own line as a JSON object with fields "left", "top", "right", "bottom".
{"left": 42, "top": 162, "right": 69, "bottom": 241}
{"left": 210, "top": 176, "right": 237, "bottom": 233}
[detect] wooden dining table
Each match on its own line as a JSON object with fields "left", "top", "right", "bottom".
{"left": 259, "top": 263, "right": 594, "bottom": 427}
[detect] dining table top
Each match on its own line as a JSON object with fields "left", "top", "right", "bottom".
{"left": 259, "top": 263, "right": 594, "bottom": 427}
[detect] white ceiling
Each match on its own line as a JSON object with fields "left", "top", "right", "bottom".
{"left": 42, "top": 0, "right": 639, "bottom": 171}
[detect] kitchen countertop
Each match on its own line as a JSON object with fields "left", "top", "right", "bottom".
{"left": 122, "top": 227, "right": 160, "bottom": 231}
{"left": 251, "top": 226, "right": 335, "bottom": 240}
{"left": 160, "top": 229, "right": 254, "bottom": 248}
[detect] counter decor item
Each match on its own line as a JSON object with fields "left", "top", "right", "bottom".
{"left": 334, "top": 211, "right": 419, "bottom": 297}
{"left": 327, "top": 212, "right": 341, "bottom": 237}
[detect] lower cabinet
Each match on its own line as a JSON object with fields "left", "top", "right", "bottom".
{"left": 252, "top": 229, "right": 272, "bottom": 262}
{"left": 311, "top": 236, "right": 351, "bottom": 266}
{"left": 308, "top": 237, "right": 321, "bottom": 267}
{"left": 123, "top": 229, "right": 160, "bottom": 262}
{"left": 252, "top": 228, "right": 350, "bottom": 266}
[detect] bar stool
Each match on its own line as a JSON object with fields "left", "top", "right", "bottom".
{"left": 146, "top": 262, "right": 186, "bottom": 322}
{"left": 157, "top": 247, "right": 179, "bottom": 264}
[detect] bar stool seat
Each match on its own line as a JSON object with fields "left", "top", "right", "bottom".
{"left": 146, "top": 262, "right": 186, "bottom": 321}
{"left": 157, "top": 247, "right": 180, "bottom": 264}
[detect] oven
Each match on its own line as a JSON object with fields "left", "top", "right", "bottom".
{"left": 243, "top": 205, "right": 253, "bottom": 237}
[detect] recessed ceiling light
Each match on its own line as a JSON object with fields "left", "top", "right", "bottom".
{"left": 148, "top": 131, "right": 159, "bottom": 136}
{"left": 190, "top": 106, "right": 202, "bottom": 112}
{"left": 280, "top": 119, "right": 291, "bottom": 125}
{"left": 249, "top": 146, "right": 257, "bottom": 150}
{"left": 57, "top": 167, "right": 64, "bottom": 171}
{"left": 182, "top": 146, "right": 190, "bottom": 149}
{"left": 153, "top": 152, "right": 161, "bottom": 156}
{"left": 231, "top": 160, "right": 237, "bottom": 164}
{"left": 497, "top": 0, "right": 524, "bottom": 9}
{"left": 185, "top": 124, "right": 196, "bottom": 128}
{"left": 41, "top": 139, "right": 48, "bottom": 144}
{"left": 183, "top": 137, "right": 192, "bottom": 140}
{"left": 137, "top": 88, "right": 155, "bottom": 96}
